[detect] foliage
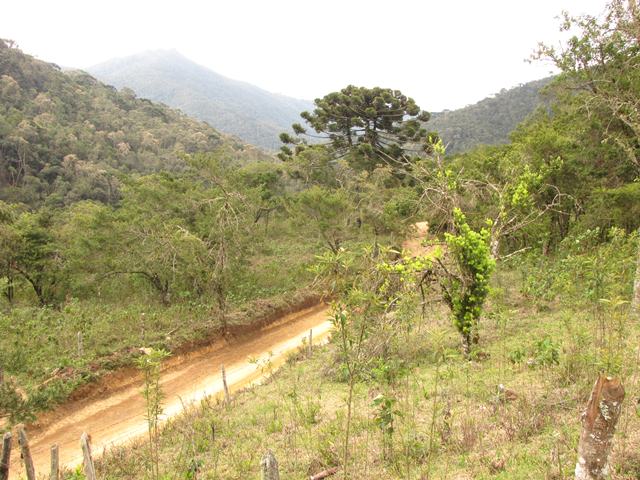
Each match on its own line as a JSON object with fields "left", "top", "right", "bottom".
{"left": 441, "top": 209, "right": 495, "bottom": 355}
{"left": 372, "top": 392, "right": 402, "bottom": 460}
{"left": 534, "top": 0, "right": 640, "bottom": 173}
{"left": 429, "top": 77, "right": 552, "bottom": 153}
{"left": 520, "top": 227, "right": 637, "bottom": 307}
{"left": 291, "top": 186, "right": 353, "bottom": 253}
{"left": 280, "top": 85, "right": 433, "bottom": 171}
{"left": 0, "top": 377, "right": 32, "bottom": 424}
{"left": 0, "top": 40, "right": 257, "bottom": 208}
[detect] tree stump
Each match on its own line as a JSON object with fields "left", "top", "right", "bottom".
{"left": 260, "top": 450, "right": 280, "bottom": 480}
{"left": 575, "top": 375, "right": 625, "bottom": 480}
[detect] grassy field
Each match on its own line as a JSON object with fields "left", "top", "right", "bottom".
{"left": 90, "top": 268, "right": 640, "bottom": 479}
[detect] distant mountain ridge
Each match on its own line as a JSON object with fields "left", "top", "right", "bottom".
{"left": 88, "top": 50, "right": 550, "bottom": 154}
{"left": 88, "top": 51, "right": 313, "bottom": 151}
{"left": 429, "top": 77, "right": 553, "bottom": 154}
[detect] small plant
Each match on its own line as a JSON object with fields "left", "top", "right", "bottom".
{"left": 508, "top": 346, "right": 527, "bottom": 365}
{"left": 533, "top": 337, "right": 560, "bottom": 367}
{"left": 136, "top": 347, "right": 171, "bottom": 480}
{"left": 67, "top": 465, "right": 87, "bottom": 480}
{"left": 249, "top": 351, "right": 275, "bottom": 377}
{"left": 372, "top": 392, "right": 402, "bottom": 460}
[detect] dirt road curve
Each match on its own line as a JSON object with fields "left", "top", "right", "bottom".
{"left": 403, "top": 221, "right": 429, "bottom": 255}
{"left": 9, "top": 304, "right": 332, "bottom": 478}
{"left": 8, "top": 224, "right": 427, "bottom": 478}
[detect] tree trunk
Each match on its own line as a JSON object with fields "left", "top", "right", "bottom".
{"left": 490, "top": 235, "right": 500, "bottom": 260}
{"left": 3, "top": 269, "right": 13, "bottom": 303}
{"left": 632, "top": 232, "right": 640, "bottom": 317}
{"left": 461, "top": 332, "right": 471, "bottom": 358}
{"left": 575, "top": 375, "right": 625, "bottom": 480}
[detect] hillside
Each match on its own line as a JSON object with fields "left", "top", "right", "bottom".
{"left": 87, "top": 51, "right": 313, "bottom": 151}
{"left": 430, "top": 77, "right": 552, "bottom": 154}
{"left": 0, "top": 40, "right": 265, "bottom": 207}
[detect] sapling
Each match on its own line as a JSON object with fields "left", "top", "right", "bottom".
{"left": 372, "top": 392, "right": 401, "bottom": 461}
{"left": 440, "top": 208, "right": 495, "bottom": 356}
{"left": 135, "top": 347, "right": 170, "bottom": 480}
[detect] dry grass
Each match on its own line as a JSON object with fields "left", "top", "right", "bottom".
{"left": 93, "top": 269, "right": 640, "bottom": 480}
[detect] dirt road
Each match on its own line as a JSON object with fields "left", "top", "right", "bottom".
{"left": 8, "top": 224, "right": 428, "bottom": 478}
{"left": 9, "top": 304, "right": 332, "bottom": 478}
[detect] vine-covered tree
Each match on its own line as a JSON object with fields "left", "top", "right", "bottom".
{"left": 440, "top": 209, "right": 495, "bottom": 356}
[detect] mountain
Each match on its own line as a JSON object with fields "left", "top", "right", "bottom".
{"left": 0, "top": 40, "right": 265, "bottom": 207}
{"left": 429, "top": 77, "right": 553, "bottom": 154}
{"left": 87, "top": 51, "right": 313, "bottom": 151}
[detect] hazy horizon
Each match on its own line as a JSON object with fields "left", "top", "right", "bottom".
{"left": 1, "top": 0, "right": 606, "bottom": 111}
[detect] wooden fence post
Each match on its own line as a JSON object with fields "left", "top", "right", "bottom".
{"left": 50, "top": 444, "right": 59, "bottom": 480}
{"left": 260, "top": 450, "right": 280, "bottom": 480}
{"left": 575, "top": 375, "right": 625, "bottom": 480}
{"left": 221, "top": 364, "right": 230, "bottom": 405}
{"left": 81, "top": 433, "right": 97, "bottom": 480}
{"left": 17, "top": 426, "right": 36, "bottom": 480}
{"left": 77, "top": 331, "right": 84, "bottom": 357}
{"left": 308, "top": 329, "right": 313, "bottom": 357}
{"left": 0, "top": 432, "right": 11, "bottom": 480}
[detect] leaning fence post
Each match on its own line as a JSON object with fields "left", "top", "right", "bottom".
{"left": 81, "top": 433, "right": 97, "bottom": 480}
{"left": 77, "top": 331, "right": 84, "bottom": 357}
{"left": 50, "top": 444, "right": 59, "bottom": 480}
{"left": 308, "top": 329, "right": 313, "bottom": 357}
{"left": 260, "top": 450, "right": 280, "bottom": 480}
{"left": 221, "top": 364, "right": 230, "bottom": 405}
{"left": 17, "top": 426, "right": 35, "bottom": 480}
{"left": 0, "top": 432, "right": 11, "bottom": 480}
{"left": 575, "top": 375, "right": 625, "bottom": 480}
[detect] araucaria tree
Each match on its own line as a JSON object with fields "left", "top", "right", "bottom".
{"left": 279, "top": 85, "right": 433, "bottom": 171}
{"left": 439, "top": 208, "right": 495, "bottom": 356}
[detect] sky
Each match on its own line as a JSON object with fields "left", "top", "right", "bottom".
{"left": 1, "top": 0, "right": 606, "bottom": 111}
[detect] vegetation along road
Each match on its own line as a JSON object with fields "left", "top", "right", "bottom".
{"left": 9, "top": 304, "right": 332, "bottom": 478}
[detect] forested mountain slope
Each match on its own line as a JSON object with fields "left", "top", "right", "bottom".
{"left": 0, "top": 39, "right": 264, "bottom": 207}
{"left": 87, "top": 50, "right": 313, "bottom": 151}
{"left": 430, "top": 77, "right": 552, "bottom": 153}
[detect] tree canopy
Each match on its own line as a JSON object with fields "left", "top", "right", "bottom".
{"left": 279, "top": 85, "right": 434, "bottom": 171}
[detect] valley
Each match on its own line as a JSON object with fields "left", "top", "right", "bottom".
{"left": 1, "top": 1, "right": 640, "bottom": 478}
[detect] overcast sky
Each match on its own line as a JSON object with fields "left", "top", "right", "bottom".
{"left": 1, "top": 0, "right": 606, "bottom": 111}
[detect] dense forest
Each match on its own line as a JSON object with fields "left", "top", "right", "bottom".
{"left": 0, "top": 40, "right": 266, "bottom": 207}
{"left": 429, "top": 77, "right": 552, "bottom": 153}
{"left": 1, "top": 0, "right": 640, "bottom": 478}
